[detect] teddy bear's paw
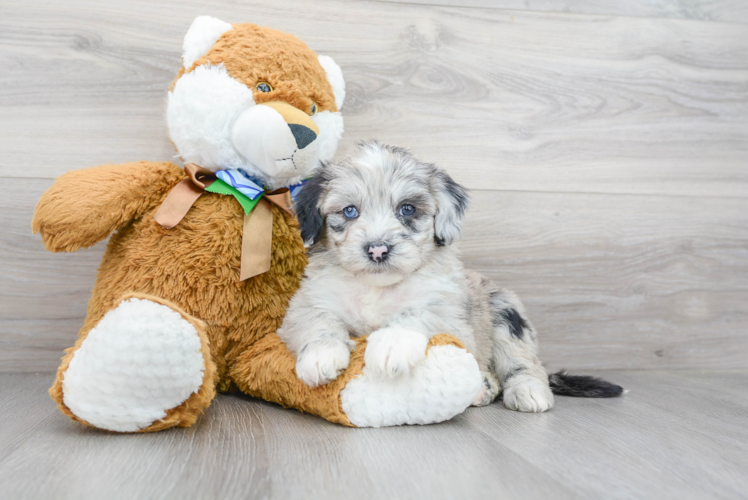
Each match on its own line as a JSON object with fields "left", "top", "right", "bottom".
{"left": 61, "top": 298, "right": 207, "bottom": 432}
{"left": 340, "top": 343, "right": 482, "bottom": 427}
{"left": 502, "top": 375, "right": 554, "bottom": 413}
{"left": 363, "top": 327, "right": 428, "bottom": 379}
{"left": 295, "top": 338, "right": 351, "bottom": 388}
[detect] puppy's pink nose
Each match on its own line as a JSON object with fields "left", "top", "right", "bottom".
{"left": 367, "top": 242, "right": 389, "bottom": 263}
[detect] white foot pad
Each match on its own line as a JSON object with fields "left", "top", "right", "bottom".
{"left": 340, "top": 344, "right": 481, "bottom": 427}
{"left": 62, "top": 298, "right": 206, "bottom": 432}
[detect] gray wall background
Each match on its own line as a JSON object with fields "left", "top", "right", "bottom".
{"left": 2, "top": 0, "right": 746, "bottom": 372}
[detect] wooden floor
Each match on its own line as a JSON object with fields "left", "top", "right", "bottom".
{"left": 1, "top": 371, "right": 746, "bottom": 500}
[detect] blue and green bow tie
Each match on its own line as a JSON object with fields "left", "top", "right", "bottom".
{"left": 211, "top": 168, "right": 309, "bottom": 215}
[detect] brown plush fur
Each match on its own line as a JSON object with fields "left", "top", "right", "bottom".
{"left": 48, "top": 292, "right": 218, "bottom": 432}
{"left": 173, "top": 23, "right": 338, "bottom": 114}
{"left": 32, "top": 24, "right": 465, "bottom": 431}
{"left": 34, "top": 161, "right": 468, "bottom": 430}
{"left": 232, "top": 333, "right": 468, "bottom": 427}
{"left": 34, "top": 161, "right": 308, "bottom": 429}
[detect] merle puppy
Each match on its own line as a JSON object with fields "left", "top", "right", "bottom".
{"left": 279, "top": 141, "right": 622, "bottom": 412}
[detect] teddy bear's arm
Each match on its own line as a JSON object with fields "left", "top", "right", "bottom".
{"left": 32, "top": 161, "right": 184, "bottom": 252}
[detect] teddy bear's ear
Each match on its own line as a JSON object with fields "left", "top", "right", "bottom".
{"left": 182, "top": 16, "right": 233, "bottom": 70}
{"left": 318, "top": 55, "right": 346, "bottom": 110}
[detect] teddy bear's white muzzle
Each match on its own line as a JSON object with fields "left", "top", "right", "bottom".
{"left": 231, "top": 102, "right": 320, "bottom": 180}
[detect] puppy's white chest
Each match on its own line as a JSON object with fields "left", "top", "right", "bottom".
{"left": 346, "top": 285, "right": 418, "bottom": 336}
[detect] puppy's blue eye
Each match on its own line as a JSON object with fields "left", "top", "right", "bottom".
{"left": 256, "top": 82, "right": 272, "bottom": 93}
{"left": 399, "top": 204, "right": 415, "bottom": 217}
{"left": 343, "top": 206, "right": 358, "bottom": 219}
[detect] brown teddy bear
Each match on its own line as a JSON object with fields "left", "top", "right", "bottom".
{"left": 32, "top": 16, "right": 482, "bottom": 432}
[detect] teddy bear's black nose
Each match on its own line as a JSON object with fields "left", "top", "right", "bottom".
{"left": 288, "top": 124, "right": 317, "bottom": 150}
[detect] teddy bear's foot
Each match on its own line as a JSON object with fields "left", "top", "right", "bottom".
{"left": 339, "top": 341, "right": 482, "bottom": 427}
{"left": 57, "top": 295, "right": 216, "bottom": 432}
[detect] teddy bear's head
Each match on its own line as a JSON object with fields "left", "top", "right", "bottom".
{"left": 167, "top": 16, "right": 345, "bottom": 189}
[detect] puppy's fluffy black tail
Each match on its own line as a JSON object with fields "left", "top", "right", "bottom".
{"left": 548, "top": 371, "right": 624, "bottom": 398}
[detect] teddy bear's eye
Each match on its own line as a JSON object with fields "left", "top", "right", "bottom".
{"left": 256, "top": 82, "right": 272, "bottom": 93}
{"left": 310, "top": 102, "right": 318, "bottom": 116}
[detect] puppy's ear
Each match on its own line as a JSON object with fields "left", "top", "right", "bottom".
{"left": 431, "top": 169, "right": 470, "bottom": 246}
{"left": 294, "top": 168, "right": 328, "bottom": 245}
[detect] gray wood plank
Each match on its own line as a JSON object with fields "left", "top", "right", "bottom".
{"left": 461, "top": 190, "right": 748, "bottom": 371}
{"left": 374, "top": 0, "right": 748, "bottom": 24}
{"left": 0, "top": 373, "right": 584, "bottom": 500}
{"left": 464, "top": 369, "right": 748, "bottom": 499}
{"left": 0, "top": 373, "right": 60, "bottom": 460}
{"left": 1, "top": 0, "right": 747, "bottom": 197}
{"left": 0, "top": 178, "right": 102, "bottom": 322}
{"left": 5, "top": 179, "right": 746, "bottom": 372}
{"left": 0, "top": 371, "right": 746, "bottom": 500}
{"left": 3, "top": 0, "right": 747, "bottom": 373}
{"left": 0, "top": 319, "right": 81, "bottom": 373}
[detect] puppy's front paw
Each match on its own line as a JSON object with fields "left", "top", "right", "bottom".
{"left": 364, "top": 327, "right": 428, "bottom": 379}
{"left": 296, "top": 339, "right": 351, "bottom": 388}
{"left": 503, "top": 376, "right": 554, "bottom": 413}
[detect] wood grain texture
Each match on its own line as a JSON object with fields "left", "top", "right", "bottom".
{"left": 1, "top": 371, "right": 747, "bottom": 500}
{"left": 2, "top": 0, "right": 747, "bottom": 372}
{"left": 374, "top": 0, "right": 748, "bottom": 24}
{"left": 462, "top": 190, "right": 748, "bottom": 371}
{"left": 3, "top": 2, "right": 746, "bottom": 496}
{"left": 1, "top": 0, "right": 747, "bottom": 197}
{"left": 4, "top": 179, "right": 747, "bottom": 372}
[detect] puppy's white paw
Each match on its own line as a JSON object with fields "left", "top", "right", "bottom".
{"left": 364, "top": 327, "right": 428, "bottom": 379}
{"left": 296, "top": 339, "right": 351, "bottom": 388}
{"left": 472, "top": 371, "right": 501, "bottom": 407}
{"left": 503, "top": 376, "right": 554, "bottom": 413}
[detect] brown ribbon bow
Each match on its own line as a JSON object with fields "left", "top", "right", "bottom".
{"left": 154, "top": 163, "right": 293, "bottom": 281}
